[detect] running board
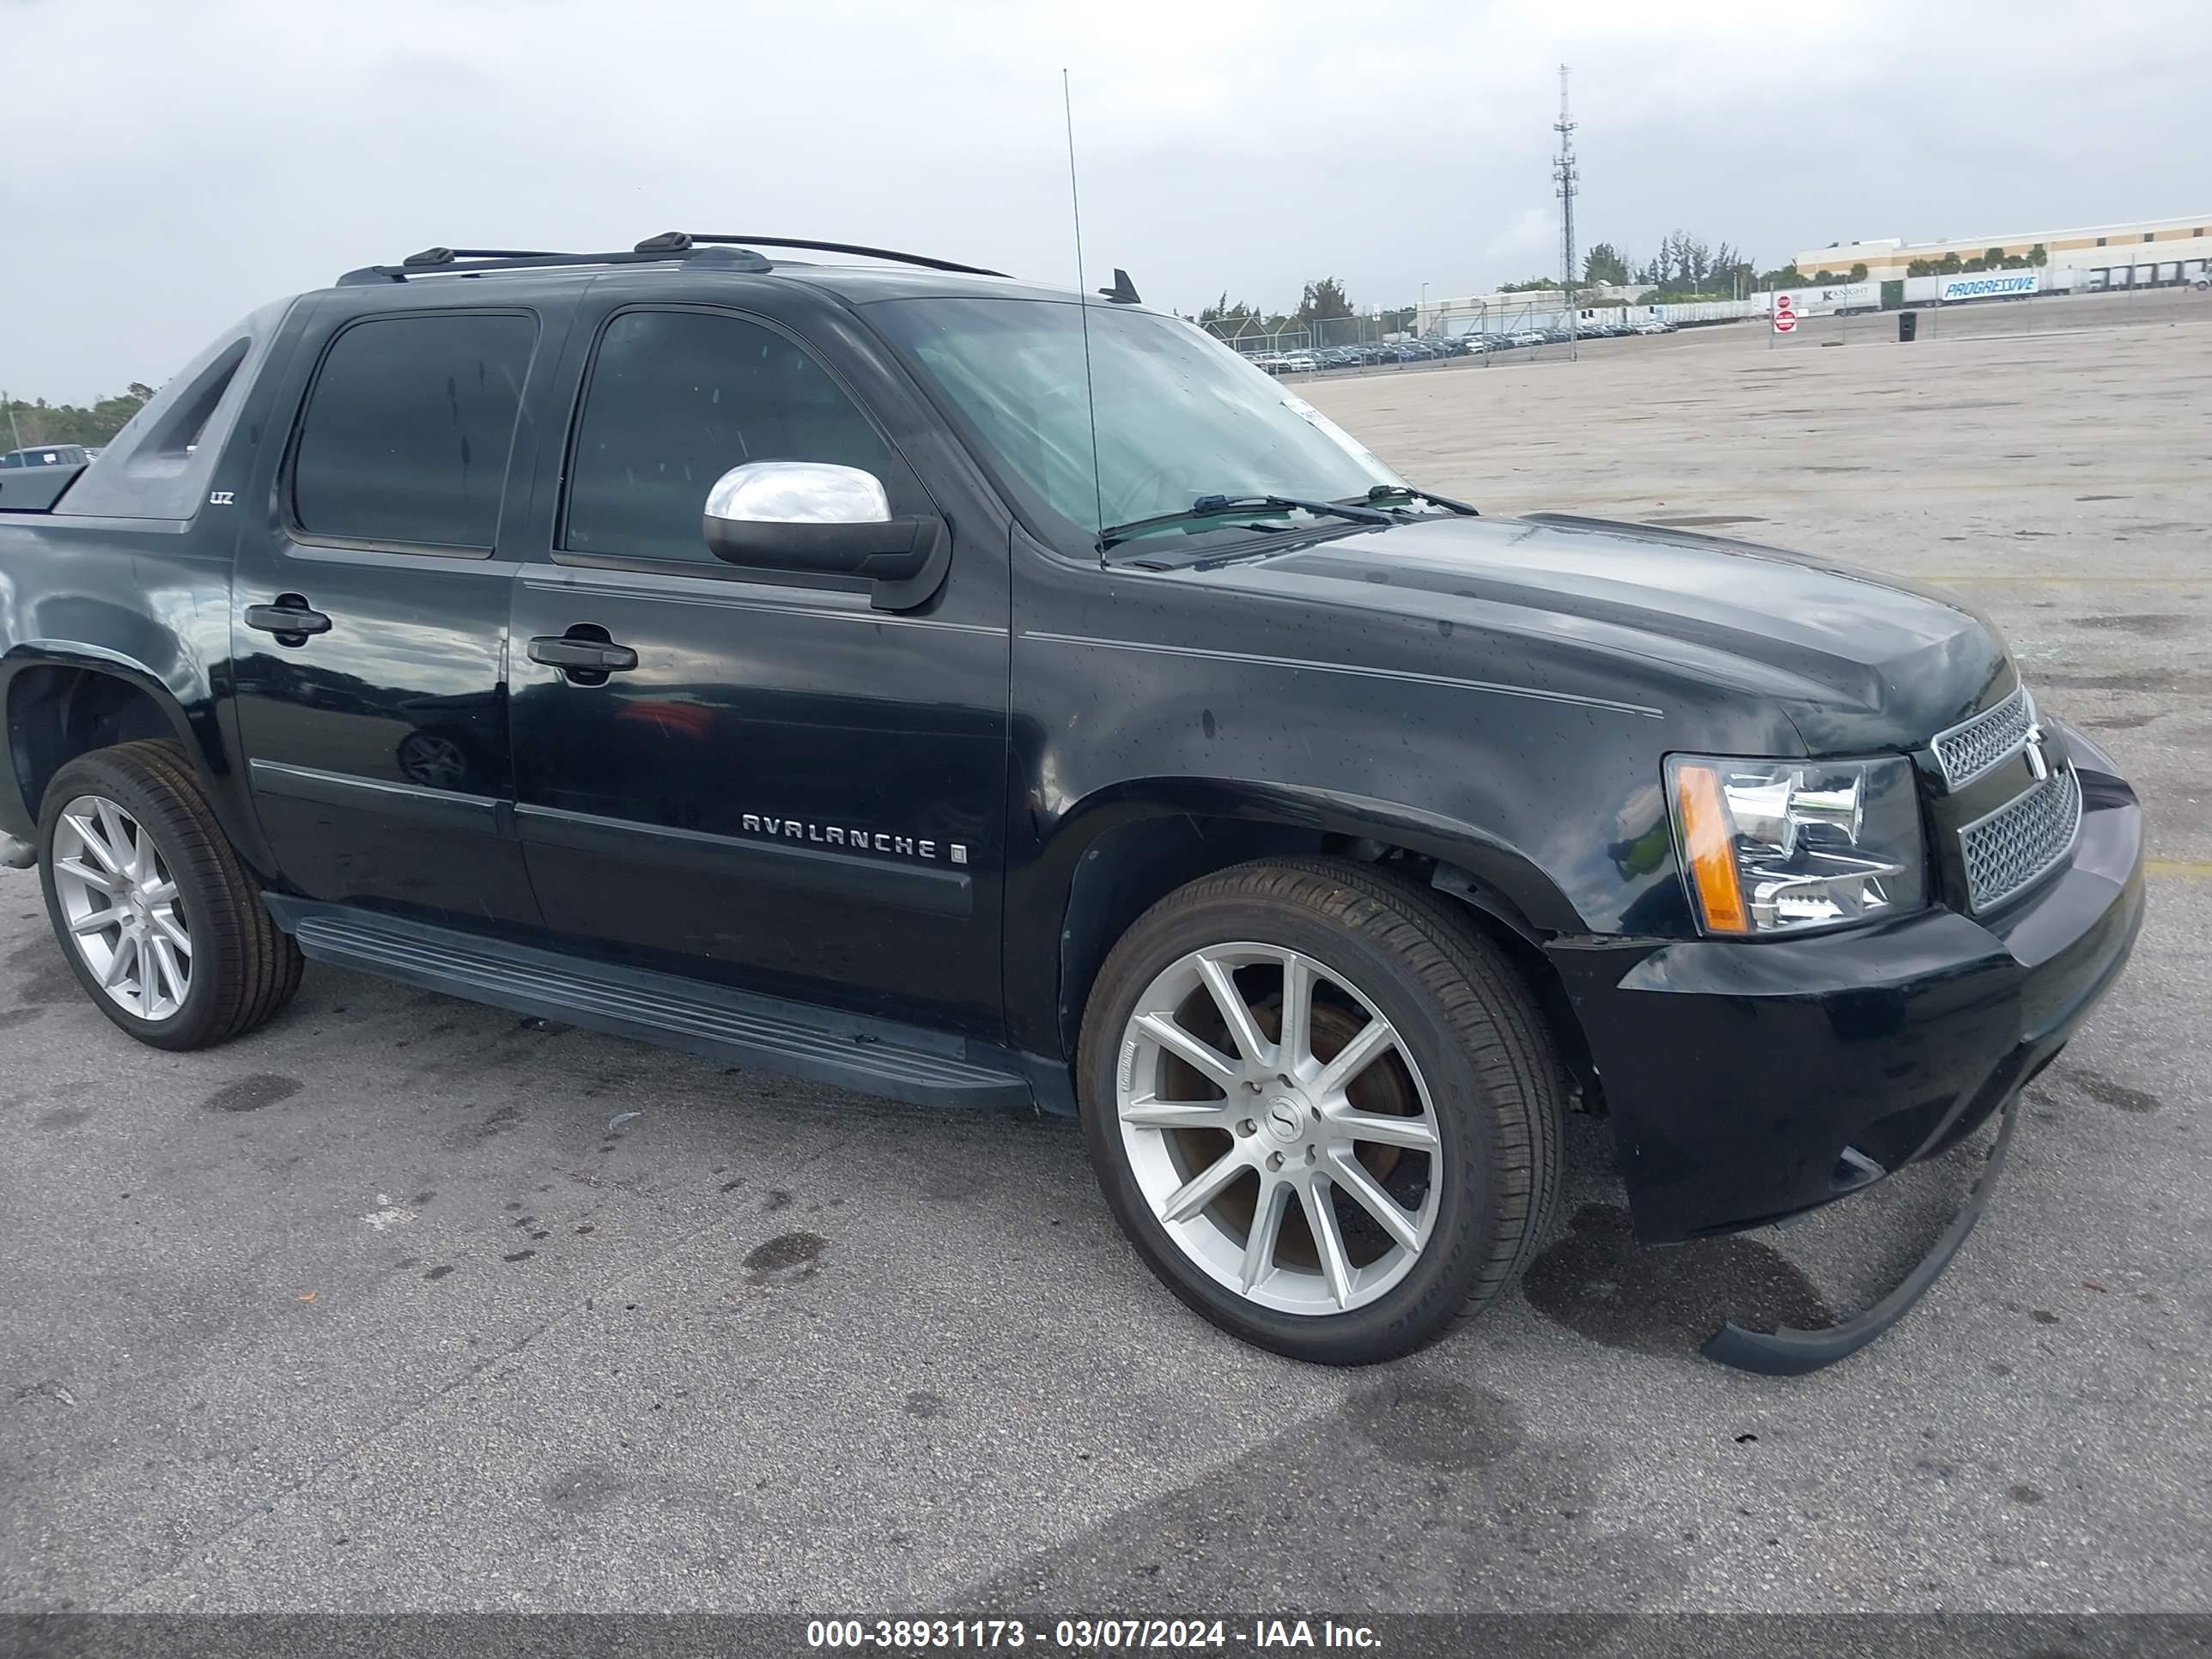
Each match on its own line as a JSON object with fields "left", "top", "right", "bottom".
{"left": 264, "top": 898, "right": 1035, "bottom": 1112}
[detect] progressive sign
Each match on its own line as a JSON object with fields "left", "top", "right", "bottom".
{"left": 1939, "top": 271, "right": 2040, "bottom": 302}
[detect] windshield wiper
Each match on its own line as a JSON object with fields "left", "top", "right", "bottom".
{"left": 1197, "top": 493, "right": 1395, "bottom": 526}
{"left": 1101, "top": 493, "right": 1393, "bottom": 549}
{"left": 1352, "top": 483, "right": 1480, "bottom": 516}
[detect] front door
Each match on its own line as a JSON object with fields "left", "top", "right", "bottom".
{"left": 507, "top": 303, "right": 1009, "bottom": 1036}
{"left": 229, "top": 301, "right": 556, "bottom": 927}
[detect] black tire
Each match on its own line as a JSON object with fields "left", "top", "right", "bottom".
{"left": 1078, "top": 856, "right": 1563, "bottom": 1364}
{"left": 37, "top": 738, "right": 303, "bottom": 1051}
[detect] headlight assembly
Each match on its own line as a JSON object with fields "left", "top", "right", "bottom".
{"left": 1667, "top": 755, "right": 1926, "bottom": 936}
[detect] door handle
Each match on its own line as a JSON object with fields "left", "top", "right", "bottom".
{"left": 528, "top": 635, "right": 639, "bottom": 674}
{"left": 244, "top": 596, "right": 331, "bottom": 640}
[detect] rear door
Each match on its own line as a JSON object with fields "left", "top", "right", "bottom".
{"left": 229, "top": 296, "right": 568, "bottom": 927}
{"left": 506, "top": 295, "right": 1010, "bottom": 1037}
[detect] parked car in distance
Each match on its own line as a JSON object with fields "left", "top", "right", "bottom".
{"left": 0, "top": 444, "right": 91, "bottom": 469}
{"left": 0, "top": 232, "right": 2144, "bottom": 1374}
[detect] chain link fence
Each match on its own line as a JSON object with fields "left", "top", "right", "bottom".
{"left": 1201, "top": 297, "right": 1595, "bottom": 370}
{"left": 1201, "top": 295, "right": 1651, "bottom": 374}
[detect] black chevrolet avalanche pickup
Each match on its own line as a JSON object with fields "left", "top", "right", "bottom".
{"left": 0, "top": 234, "right": 2144, "bottom": 1372}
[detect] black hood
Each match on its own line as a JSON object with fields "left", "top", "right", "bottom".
{"left": 1175, "top": 511, "right": 2014, "bottom": 753}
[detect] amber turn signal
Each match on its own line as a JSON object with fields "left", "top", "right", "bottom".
{"left": 1674, "top": 763, "right": 1750, "bottom": 934}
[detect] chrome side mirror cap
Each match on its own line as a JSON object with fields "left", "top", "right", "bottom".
{"left": 701, "top": 462, "right": 949, "bottom": 612}
{"left": 704, "top": 461, "right": 890, "bottom": 527}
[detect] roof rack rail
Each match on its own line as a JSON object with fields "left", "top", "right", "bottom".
{"left": 335, "top": 243, "right": 773, "bottom": 287}
{"left": 674, "top": 234, "right": 1008, "bottom": 277}
{"left": 336, "top": 233, "right": 1005, "bottom": 288}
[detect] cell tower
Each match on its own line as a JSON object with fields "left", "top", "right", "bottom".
{"left": 1554, "top": 64, "right": 1579, "bottom": 361}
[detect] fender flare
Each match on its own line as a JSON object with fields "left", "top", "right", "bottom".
{"left": 0, "top": 641, "right": 272, "bottom": 872}
{"left": 1008, "top": 775, "right": 1584, "bottom": 1057}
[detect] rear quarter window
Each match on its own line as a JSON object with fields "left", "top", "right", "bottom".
{"left": 55, "top": 296, "right": 291, "bottom": 522}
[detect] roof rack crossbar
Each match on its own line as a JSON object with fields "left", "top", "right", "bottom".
{"left": 677, "top": 234, "right": 1007, "bottom": 277}
{"left": 336, "top": 245, "right": 769, "bottom": 287}
{"left": 403, "top": 246, "right": 562, "bottom": 267}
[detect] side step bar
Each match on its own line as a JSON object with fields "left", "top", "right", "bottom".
{"left": 264, "top": 897, "right": 1036, "bottom": 1113}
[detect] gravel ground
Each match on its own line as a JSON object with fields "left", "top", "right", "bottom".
{"left": 3, "top": 289, "right": 2208, "bottom": 1618}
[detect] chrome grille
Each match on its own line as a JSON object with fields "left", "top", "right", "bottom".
{"left": 1961, "top": 767, "right": 2080, "bottom": 913}
{"left": 1935, "top": 685, "right": 2034, "bottom": 788}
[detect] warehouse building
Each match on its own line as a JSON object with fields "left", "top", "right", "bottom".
{"left": 1795, "top": 216, "right": 2212, "bottom": 289}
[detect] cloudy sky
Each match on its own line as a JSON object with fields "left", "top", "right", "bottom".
{"left": 3, "top": 0, "right": 2207, "bottom": 400}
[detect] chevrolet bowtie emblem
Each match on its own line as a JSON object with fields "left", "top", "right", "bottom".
{"left": 2023, "top": 722, "right": 2051, "bottom": 781}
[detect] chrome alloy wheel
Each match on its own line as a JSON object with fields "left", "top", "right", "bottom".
{"left": 1115, "top": 943, "right": 1441, "bottom": 1316}
{"left": 51, "top": 793, "right": 191, "bottom": 1022}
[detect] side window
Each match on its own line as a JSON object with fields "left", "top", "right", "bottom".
{"left": 292, "top": 312, "right": 536, "bottom": 550}
{"left": 563, "top": 309, "right": 901, "bottom": 565}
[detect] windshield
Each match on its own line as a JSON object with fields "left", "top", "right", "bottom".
{"left": 867, "top": 296, "right": 1401, "bottom": 548}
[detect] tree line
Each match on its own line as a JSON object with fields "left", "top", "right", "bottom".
{"left": 1905, "top": 245, "right": 2046, "bottom": 276}
{"left": 1195, "top": 277, "right": 1419, "bottom": 342}
{"left": 1545, "top": 233, "right": 1850, "bottom": 301}
{"left": 3, "top": 384, "right": 153, "bottom": 451}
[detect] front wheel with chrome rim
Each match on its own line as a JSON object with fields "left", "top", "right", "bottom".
{"left": 38, "top": 739, "right": 303, "bottom": 1051}
{"left": 1079, "top": 858, "right": 1564, "bottom": 1364}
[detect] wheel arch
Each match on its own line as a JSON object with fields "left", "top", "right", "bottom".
{"left": 1, "top": 647, "right": 268, "bottom": 869}
{"left": 1014, "top": 777, "right": 1595, "bottom": 1089}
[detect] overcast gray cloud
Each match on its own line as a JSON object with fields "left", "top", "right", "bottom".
{"left": 3, "top": 0, "right": 2207, "bottom": 400}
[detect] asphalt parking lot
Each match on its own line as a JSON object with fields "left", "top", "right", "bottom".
{"left": 4, "top": 292, "right": 2209, "bottom": 1617}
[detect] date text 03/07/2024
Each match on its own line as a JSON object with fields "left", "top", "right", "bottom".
{"left": 804, "top": 1618, "right": 1381, "bottom": 1650}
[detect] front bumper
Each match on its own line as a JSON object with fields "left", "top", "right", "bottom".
{"left": 1548, "top": 725, "right": 2145, "bottom": 1244}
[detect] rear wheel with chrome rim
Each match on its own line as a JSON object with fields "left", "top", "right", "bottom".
{"left": 52, "top": 793, "right": 194, "bottom": 1022}
{"left": 1079, "top": 858, "right": 1563, "bottom": 1364}
{"left": 37, "top": 739, "right": 302, "bottom": 1051}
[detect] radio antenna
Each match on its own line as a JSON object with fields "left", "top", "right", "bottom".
{"left": 1062, "top": 69, "right": 1107, "bottom": 565}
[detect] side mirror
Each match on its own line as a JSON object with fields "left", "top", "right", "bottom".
{"left": 702, "top": 461, "right": 949, "bottom": 612}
